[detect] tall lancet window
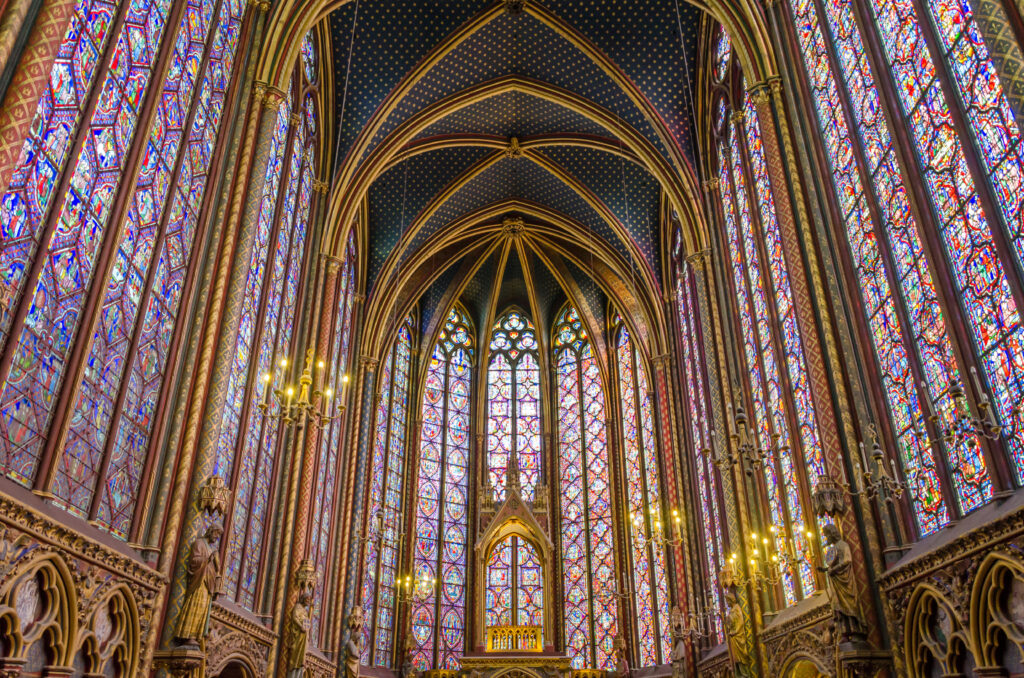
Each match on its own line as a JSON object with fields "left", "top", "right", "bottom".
{"left": 0, "top": 0, "right": 247, "bottom": 538}
{"left": 410, "top": 307, "right": 473, "bottom": 671}
{"left": 785, "top": 0, "right": 1024, "bottom": 535}
{"left": 362, "top": 314, "right": 415, "bottom": 667}
{"left": 673, "top": 227, "right": 725, "bottom": 643}
{"left": 554, "top": 305, "right": 617, "bottom": 669}
{"left": 487, "top": 309, "right": 541, "bottom": 501}
{"left": 613, "top": 315, "right": 671, "bottom": 666}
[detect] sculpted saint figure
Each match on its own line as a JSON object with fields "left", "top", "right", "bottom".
{"left": 174, "top": 523, "right": 223, "bottom": 646}
{"left": 669, "top": 606, "right": 687, "bottom": 678}
{"left": 345, "top": 606, "right": 366, "bottom": 678}
{"left": 723, "top": 585, "right": 754, "bottom": 678}
{"left": 613, "top": 634, "right": 630, "bottom": 678}
{"left": 818, "top": 523, "right": 868, "bottom": 643}
{"left": 285, "top": 590, "right": 312, "bottom": 678}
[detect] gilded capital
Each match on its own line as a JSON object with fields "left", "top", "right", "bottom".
{"left": 359, "top": 355, "right": 380, "bottom": 372}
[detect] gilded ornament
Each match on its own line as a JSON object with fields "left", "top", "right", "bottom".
{"left": 196, "top": 476, "right": 231, "bottom": 516}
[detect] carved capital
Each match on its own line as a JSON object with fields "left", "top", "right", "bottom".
{"left": 702, "top": 178, "right": 720, "bottom": 192}
{"left": 197, "top": 476, "right": 232, "bottom": 517}
{"left": 248, "top": 0, "right": 270, "bottom": 11}
{"left": 651, "top": 353, "right": 672, "bottom": 369}
{"left": 685, "top": 248, "right": 710, "bottom": 271}
{"left": 313, "top": 179, "right": 329, "bottom": 194}
{"left": 359, "top": 356, "right": 380, "bottom": 372}
{"left": 730, "top": 109, "right": 746, "bottom": 125}
{"left": 253, "top": 81, "right": 286, "bottom": 110}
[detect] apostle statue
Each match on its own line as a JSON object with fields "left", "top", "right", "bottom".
{"left": 818, "top": 523, "right": 868, "bottom": 643}
{"left": 174, "top": 522, "right": 223, "bottom": 646}
{"left": 612, "top": 633, "right": 630, "bottom": 678}
{"left": 723, "top": 584, "right": 754, "bottom": 678}
{"left": 345, "top": 605, "right": 366, "bottom": 678}
{"left": 669, "top": 605, "right": 687, "bottom": 678}
{"left": 285, "top": 590, "right": 312, "bottom": 678}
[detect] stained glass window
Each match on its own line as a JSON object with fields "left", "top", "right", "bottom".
{"left": 0, "top": 0, "right": 246, "bottom": 538}
{"left": 487, "top": 309, "right": 540, "bottom": 502}
{"left": 309, "top": 230, "right": 357, "bottom": 646}
{"left": 787, "top": 0, "right": 1024, "bottom": 531}
{"left": 673, "top": 244, "right": 725, "bottom": 643}
{"left": 0, "top": 0, "right": 176, "bottom": 487}
{"left": 554, "top": 305, "right": 618, "bottom": 669}
{"left": 714, "top": 28, "right": 731, "bottom": 81}
{"left": 614, "top": 317, "right": 671, "bottom": 666}
{"left": 363, "top": 316, "right": 415, "bottom": 667}
{"left": 410, "top": 307, "right": 473, "bottom": 671}
{"left": 485, "top": 535, "right": 544, "bottom": 628}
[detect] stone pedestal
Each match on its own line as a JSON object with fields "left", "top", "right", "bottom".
{"left": 153, "top": 644, "right": 206, "bottom": 678}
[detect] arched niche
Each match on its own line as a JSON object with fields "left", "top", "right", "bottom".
{"left": 904, "top": 585, "right": 977, "bottom": 677}
{"left": 0, "top": 552, "right": 78, "bottom": 673}
{"left": 972, "top": 552, "right": 1024, "bottom": 673}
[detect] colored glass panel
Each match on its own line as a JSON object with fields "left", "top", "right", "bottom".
{"left": 789, "top": 0, "right": 953, "bottom": 531}
{"left": 486, "top": 310, "right": 540, "bottom": 501}
{"left": 616, "top": 323, "right": 669, "bottom": 666}
{"left": 301, "top": 30, "right": 317, "bottom": 83}
{"left": 869, "top": 0, "right": 1019, "bottom": 495}
{"left": 0, "top": 0, "right": 175, "bottom": 486}
{"left": 0, "top": 0, "right": 122, "bottom": 346}
{"left": 55, "top": 0, "right": 246, "bottom": 536}
{"left": 715, "top": 29, "right": 731, "bottom": 81}
{"left": 363, "top": 319, "right": 413, "bottom": 667}
{"left": 411, "top": 308, "right": 472, "bottom": 670}
{"left": 555, "top": 306, "right": 617, "bottom": 669}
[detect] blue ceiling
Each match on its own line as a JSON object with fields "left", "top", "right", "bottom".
{"left": 326, "top": 0, "right": 704, "bottom": 340}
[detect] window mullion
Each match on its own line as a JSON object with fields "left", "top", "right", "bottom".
{"left": 371, "top": 339, "right": 400, "bottom": 662}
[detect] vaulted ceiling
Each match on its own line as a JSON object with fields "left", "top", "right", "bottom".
{"left": 324, "top": 0, "right": 708, "bottom": 360}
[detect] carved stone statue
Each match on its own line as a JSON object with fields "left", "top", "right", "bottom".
{"left": 723, "top": 585, "right": 754, "bottom": 678}
{"left": 345, "top": 605, "right": 366, "bottom": 678}
{"left": 174, "top": 523, "right": 223, "bottom": 646}
{"left": 818, "top": 523, "right": 868, "bottom": 643}
{"left": 669, "top": 606, "right": 687, "bottom": 678}
{"left": 285, "top": 590, "right": 312, "bottom": 678}
{"left": 612, "top": 634, "right": 630, "bottom": 678}
{"left": 400, "top": 627, "right": 417, "bottom": 678}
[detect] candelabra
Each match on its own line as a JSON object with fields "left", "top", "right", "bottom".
{"left": 704, "top": 403, "right": 788, "bottom": 476}
{"left": 630, "top": 505, "right": 684, "bottom": 549}
{"left": 675, "top": 592, "right": 719, "bottom": 641}
{"left": 726, "top": 524, "right": 813, "bottom": 594}
{"left": 918, "top": 370, "right": 1021, "bottom": 449}
{"left": 812, "top": 427, "right": 908, "bottom": 511}
{"left": 257, "top": 348, "right": 343, "bottom": 430}
{"left": 396, "top": 573, "right": 436, "bottom": 605}
{"left": 359, "top": 508, "right": 405, "bottom": 552}
{"left": 596, "top": 580, "right": 631, "bottom": 604}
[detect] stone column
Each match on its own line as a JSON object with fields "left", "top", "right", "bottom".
{"left": 748, "top": 77, "right": 882, "bottom": 639}
{"left": 340, "top": 355, "right": 381, "bottom": 618}
{"left": 270, "top": 255, "right": 342, "bottom": 676}
{"left": 650, "top": 352, "right": 693, "bottom": 672}
{"left": 160, "top": 71, "right": 287, "bottom": 644}
{"left": 689, "top": 246, "right": 759, "bottom": 671}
